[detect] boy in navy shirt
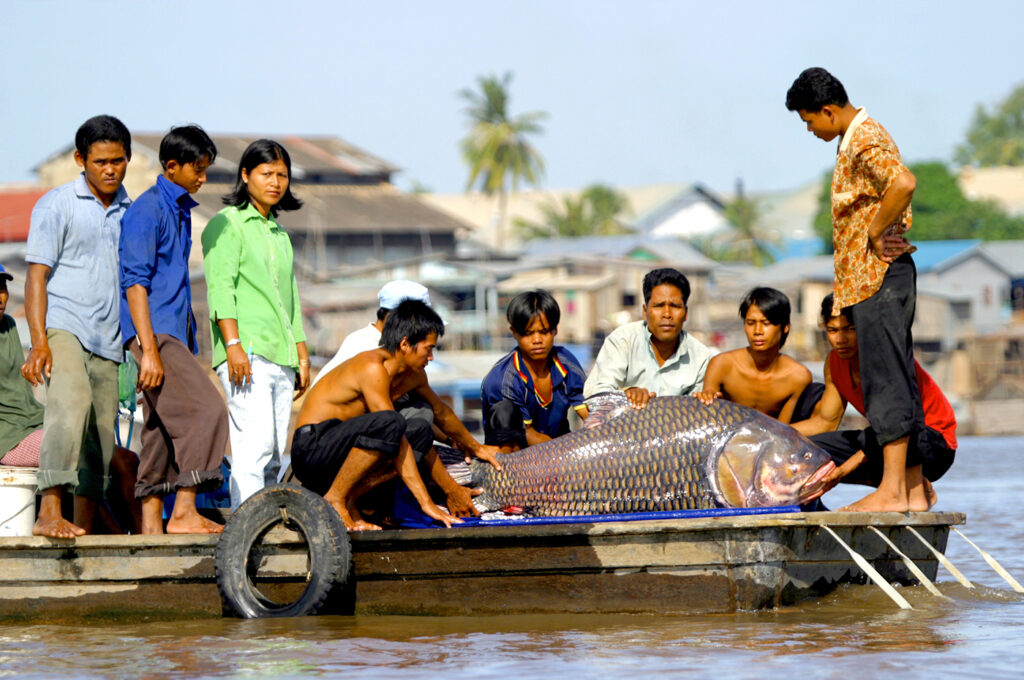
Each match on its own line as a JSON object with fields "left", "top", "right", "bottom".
{"left": 481, "top": 290, "right": 589, "bottom": 452}
{"left": 120, "top": 125, "right": 228, "bottom": 534}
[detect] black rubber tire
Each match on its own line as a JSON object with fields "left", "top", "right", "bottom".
{"left": 215, "top": 483, "right": 352, "bottom": 618}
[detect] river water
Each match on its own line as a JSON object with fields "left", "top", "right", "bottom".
{"left": 1, "top": 436, "right": 1022, "bottom": 679}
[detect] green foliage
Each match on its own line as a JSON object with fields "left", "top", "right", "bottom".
{"left": 459, "top": 72, "right": 546, "bottom": 196}
{"left": 955, "top": 83, "right": 1024, "bottom": 167}
{"left": 723, "top": 193, "right": 775, "bottom": 266}
{"left": 516, "top": 184, "right": 631, "bottom": 239}
{"left": 811, "top": 161, "right": 1024, "bottom": 249}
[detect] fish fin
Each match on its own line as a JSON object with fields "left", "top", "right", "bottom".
{"left": 583, "top": 391, "right": 632, "bottom": 429}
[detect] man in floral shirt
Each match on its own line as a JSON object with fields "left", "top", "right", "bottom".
{"left": 786, "top": 67, "right": 927, "bottom": 512}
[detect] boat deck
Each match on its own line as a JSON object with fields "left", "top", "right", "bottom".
{"left": 0, "top": 511, "right": 964, "bottom": 620}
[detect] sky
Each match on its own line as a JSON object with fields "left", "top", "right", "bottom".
{"left": 3, "top": 1, "right": 1023, "bottom": 197}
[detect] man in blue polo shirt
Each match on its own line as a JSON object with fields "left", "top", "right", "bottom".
{"left": 481, "top": 290, "right": 589, "bottom": 451}
{"left": 22, "top": 115, "right": 132, "bottom": 538}
{"left": 120, "top": 125, "right": 227, "bottom": 535}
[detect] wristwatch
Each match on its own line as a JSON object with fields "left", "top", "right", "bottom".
{"left": 226, "top": 338, "right": 242, "bottom": 348}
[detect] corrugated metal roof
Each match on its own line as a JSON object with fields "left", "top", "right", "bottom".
{"left": 38, "top": 133, "right": 399, "bottom": 180}
{"left": 192, "top": 183, "right": 473, "bottom": 235}
{"left": 519, "top": 235, "right": 716, "bottom": 270}
{"left": 910, "top": 240, "right": 983, "bottom": 272}
{"left": 0, "top": 187, "right": 49, "bottom": 242}
{"left": 979, "top": 240, "right": 1024, "bottom": 278}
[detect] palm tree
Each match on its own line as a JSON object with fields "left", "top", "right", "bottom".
{"left": 515, "top": 184, "right": 631, "bottom": 240}
{"left": 459, "top": 72, "right": 547, "bottom": 250}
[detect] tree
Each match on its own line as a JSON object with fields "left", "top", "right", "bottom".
{"left": 515, "top": 184, "right": 631, "bottom": 239}
{"left": 955, "top": 83, "right": 1024, "bottom": 167}
{"left": 459, "top": 72, "right": 547, "bottom": 250}
{"left": 811, "top": 161, "right": 1024, "bottom": 251}
{"left": 723, "top": 192, "right": 775, "bottom": 266}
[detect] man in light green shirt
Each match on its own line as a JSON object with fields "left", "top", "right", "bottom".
{"left": 584, "top": 268, "right": 714, "bottom": 409}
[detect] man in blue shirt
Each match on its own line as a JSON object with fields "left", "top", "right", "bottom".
{"left": 22, "top": 115, "right": 132, "bottom": 538}
{"left": 120, "top": 125, "right": 227, "bottom": 535}
{"left": 481, "top": 290, "right": 589, "bottom": 451}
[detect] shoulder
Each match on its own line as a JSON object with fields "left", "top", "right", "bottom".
{"left": 605, "top": 321, "right": 646, "bottom": 345}
{"left": 779, "top": 354, "right": 812, "bottom": 381}
{"left": 0, "top": 314, "right": 15, "bottom": 333}
{"left": 483, "top": 351, "right": 518, "bottom": 388}
{"left": 203, "top": 208, "right": 241, "bottom": 241}
{"left": 683, "top": 332, "right": 715, "bottom": 360}
{"left": 122, "top": 185, "right": 166, "bottom": 223}
{"left": 553, "top": 345, "right": 587, "bottom": 377}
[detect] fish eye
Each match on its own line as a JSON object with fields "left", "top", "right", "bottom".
{"left": 804, "top": 452, "right": 812, "bottom": 459}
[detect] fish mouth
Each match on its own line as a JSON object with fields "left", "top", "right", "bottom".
{"left": 798, "top": 460, "right": 836, "bottom": 499}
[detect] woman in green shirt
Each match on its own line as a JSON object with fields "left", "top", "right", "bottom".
{"left": 201, "top": 140, "right": 309, "bottom": 509}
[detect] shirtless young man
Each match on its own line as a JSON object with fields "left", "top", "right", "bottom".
{"left": 694, "top": 287, "right": 812, "bottom": 422}
{"left": 291, "top": 299, "right": 501, "bottom": 531}
{"left": 792, "top": 294, "right": 956, "bottom": 511}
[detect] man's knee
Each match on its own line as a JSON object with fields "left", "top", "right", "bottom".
{"left": 403, "top": 417, "right": 433, "bottom": 460}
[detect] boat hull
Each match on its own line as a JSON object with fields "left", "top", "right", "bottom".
{"left": 0, "top": 511, "right": 962, "bottom": 620}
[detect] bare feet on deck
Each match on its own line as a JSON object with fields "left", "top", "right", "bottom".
{"left": 165, "top": 512, "right": 224, "bottom": 534}
{"left": 33, "top": 491, "right": 86, "bottom": 538}
{"left": 32, "top": 514, "right": 86, "bottom": 539}
{"left": 908, "top": 478, "right": 938, "bottom": 512}
{"left": 324, "top": 496, "right": 381, "bottom": 531}
{"left": 839, "top": 487, "right": 909, "bottom": 513}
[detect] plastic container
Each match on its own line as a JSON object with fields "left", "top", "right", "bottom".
{"left": 0, "top": 466, "right": 37, "bottom": 536}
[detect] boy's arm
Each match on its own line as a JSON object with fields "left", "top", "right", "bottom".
{"left": 693, "top": 353, "right": 727, "bottom": 406}
{"left": 776, "top": 364, "right": 813, "bottom": 424}
{"left": 416, "top": 381, "right": 502, "bottom": 470}
{"left": 859, "top": 144, "right": 916, "bottom": 262}
{"left": 791, "top": 360, "right": 846, "bottom": 436}
{"left": 583, "top": 330, "right": 631, "bottom": 398}
{"left": 21, "top": 263, "right": 51, "bottom": 386}
{"left": 125, "top": 285, "right": 163, "bottom": 390}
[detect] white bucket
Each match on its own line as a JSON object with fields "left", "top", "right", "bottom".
{"left": 0, "top": 466, "right": 37, "bottom": 537}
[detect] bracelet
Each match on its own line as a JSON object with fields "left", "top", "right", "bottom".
{"left": 226, "top": 338, "right": 241, "bottom": 348}
{"left": 298, "top": 360, "right": 310, "bottom": 366}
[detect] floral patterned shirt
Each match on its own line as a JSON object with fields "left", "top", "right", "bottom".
{"left": 830, "top": 108, "right": 913, "bottom": 313}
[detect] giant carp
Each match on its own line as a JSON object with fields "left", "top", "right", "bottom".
{"left": 470, "top": 392, "right": 835, "bottom": 516}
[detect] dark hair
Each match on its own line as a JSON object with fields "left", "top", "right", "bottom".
{"left": 642, "top": 268, "right": 691, "bottom": 305}
{"left": 221, "top": 139, "right": 302, "bottom": 216}
{"left": 820, "top": 294, "right": 854, "bottom": 325}
{"left": 375, "top": 307, "right": 389, "bottom": 322}
{"left": 740, "top": 287, "right": 791, "bottom": 347}
{"left": 75, "top": 115, "right": 131, "bottom": 160}
{"left": 380, "top": 299, "right": 445, "bottom": 352}
{"left": 159, "top": 125, "right": 217, "bottom": 170}
{"left": 507, "top": 290, "right": 560, "bottom": 335}
{"left": 785, "top": 67, "right": 849, "bottom": 112}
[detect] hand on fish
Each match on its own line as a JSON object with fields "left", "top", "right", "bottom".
{"left": 624, "top": 387, "right": 656, "bottom": 409}
{"left": 446, "top": 485, "right": 483, "bottom": 518}
{"left": 465, "top": 444, "right": 503, "bottom": 471}
{"left": 692, "top": 390, "right": 723, "bottom": 406}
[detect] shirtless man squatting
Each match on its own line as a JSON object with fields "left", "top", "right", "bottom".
{"left": 291, "top": 299, "right": 501, "bottom": 531}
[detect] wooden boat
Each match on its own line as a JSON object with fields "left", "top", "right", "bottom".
{"left": 0, "top": 509, "right": 963, "bottom": 621}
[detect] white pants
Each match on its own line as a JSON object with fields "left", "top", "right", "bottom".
{"left": 217, "top": 355, "right": 295, "bottom": 509}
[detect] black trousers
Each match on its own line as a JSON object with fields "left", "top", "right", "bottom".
{"left": 848, "top": 254, "right": 925, "bottom": 447}
{"left": 811, "top": 426, "right": 955, "bottom": 486}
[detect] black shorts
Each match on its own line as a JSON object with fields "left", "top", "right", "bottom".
{"left": 290, "top": 411, "right": 405, "bottom": 496}
{"left": 810, "top": 425, "right": 955, "bottom": 486}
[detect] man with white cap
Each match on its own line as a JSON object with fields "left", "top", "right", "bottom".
{"left": 311, "top": 280, "right": 432, "bottom": 388}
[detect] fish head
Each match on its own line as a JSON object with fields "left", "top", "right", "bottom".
{"left": 709, "top": 419, "right": 836, "bottom": 508}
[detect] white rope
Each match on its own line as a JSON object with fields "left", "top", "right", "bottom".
{"left": 952, "top": 527, "right": 1024, "bottom": 594}
{"left": 905, "top": 525, "right": 974, "bottom": 589}
{"left": 820, "top": 524, "right": 912, "bottom": 610}
{"left": 868, "top": 526, "right": 948, "bottom": 599}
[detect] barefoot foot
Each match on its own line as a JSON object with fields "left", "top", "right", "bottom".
{"left": 839, "top": 487, "right": 909, "bottom": 513}
{"left": 166, "top": 513, "right": 224, "bottom": 534}
{"left": 33, "top": 515, "right": 86, "bottom": 539}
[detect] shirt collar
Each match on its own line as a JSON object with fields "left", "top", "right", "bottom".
{"left": 644, "top": 322, "right": 689, "bottom": 367}
{"left": 838, "top": 107, "right": 868, "bottom": 154}
{"left": 512, "top": 348, "right": 566, "bottom": 388}
{"left": 156, "top": 175, "right": 198, "bottom": 211}
{"left": 239, "top": 201, "right": 279, "bottom": 228}
{"left": 73, "top": 172, "right": 130, "bottom": 208}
